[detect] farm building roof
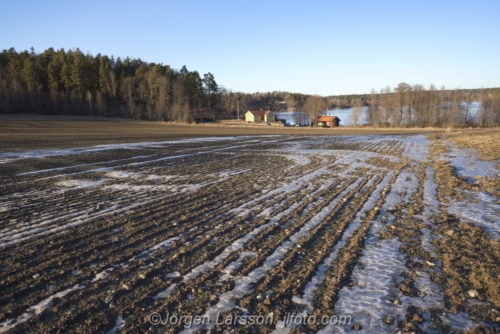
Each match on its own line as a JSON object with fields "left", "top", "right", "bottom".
{"left": 317, "top": 116, "right": 340, "bottom": 122}
{"left": 248, "top": 110, "right": 272, "bottom": 116}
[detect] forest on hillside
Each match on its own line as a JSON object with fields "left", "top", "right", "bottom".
{"left": 1, "top": 47, "right": 499, "bottom": 127}
{"left": 0, "top": 47, "right": 308, "bottom": 121}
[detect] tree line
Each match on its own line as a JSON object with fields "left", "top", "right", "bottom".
{"left": 0, "top": 47, "right": 219, "bottom": 121}
{"left": 360, "top": 83, "right": 500, "bottom": 128}
{"left": 288, "top": 86, "right": 500, "bottom": 128}
{"left": 0, "top": 47, "right": 310, "bottom": 121}
{"left": 1, "top": 48, "right": 498, "bottom": 127}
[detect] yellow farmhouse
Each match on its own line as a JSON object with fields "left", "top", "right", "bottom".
{"left": 245, "top": 110, "right": 275, "bottom": 123}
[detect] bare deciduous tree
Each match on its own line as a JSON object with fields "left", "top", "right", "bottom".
{"left": 304, "top": 95, "right": 328, "bottom": 125}
{"left": 351, "top": 101, "right": 362, "bottom": 127}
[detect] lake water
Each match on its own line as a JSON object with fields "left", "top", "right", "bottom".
{"left": 275, "top": 102, "right": 481, "bottom": 126}
{"left": 275, "top": 108, "right": 368, "bottom": 126}
{"left": 323, "top": 108, "right": 369, "bottom": 126}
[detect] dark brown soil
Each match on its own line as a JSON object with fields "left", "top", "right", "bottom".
{"left": 0, "top": 116, "right": 435, "bottom": 152}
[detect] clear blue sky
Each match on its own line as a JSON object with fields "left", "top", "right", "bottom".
{"left": 2, "top": 0, "right": 499, "bottom": 95}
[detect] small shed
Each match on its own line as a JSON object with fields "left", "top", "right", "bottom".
{"left": 317, "top": 116, "right": 340, "bottom": 127}
{"left": 245, "top": 110, "right": 275, "bottom": 123}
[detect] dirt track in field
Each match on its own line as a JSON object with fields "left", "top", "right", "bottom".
{"left": 0, "top": 124, "right": 498, "bottom": 334}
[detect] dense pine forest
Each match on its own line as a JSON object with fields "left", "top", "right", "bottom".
{"left": 0, "top": 47, "right": 308, "bottom": 121}
{"left": 1, "top": 47, "right": 499, "bottom": 127}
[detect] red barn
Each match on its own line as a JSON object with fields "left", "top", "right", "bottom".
{"left": 317, "top": 116, "right": 341, "bottom": 127}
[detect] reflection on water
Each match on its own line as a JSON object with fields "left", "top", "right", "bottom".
{"left": 274, "top": 111, "right": 309, "bottom": 126}
{"left": 324, "top": 108, "right": 368, "bottom": 126}
{"left": 275, "top": 102, "right": 481, "bottom": 126}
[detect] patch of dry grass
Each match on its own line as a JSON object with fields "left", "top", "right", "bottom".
{"left": 429, "top": 130, "right": 500, "bottom": 198}
{"left": 422, "top": 131, "right": 500, "bottom": 329}
{"left": 443, "top": 128, "right": 500, "bottom": 162}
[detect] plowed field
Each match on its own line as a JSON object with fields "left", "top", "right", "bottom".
{"left": 1, "top": 133, "right": 498, "bottom": 333}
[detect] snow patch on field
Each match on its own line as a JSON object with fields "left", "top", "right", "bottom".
{"left": 153, "top": 283, "right": 177, "bottom": 300}
{"left": 144, "top": 174, "right": 176, "bottom": 181}
{"left": 152, "top": 200, "right": 303, "bottom": 299}
{"left": 296, "top": 172, "right": 393, "bottom": 314}
{"left": 180, "top": 178, "right": 364, "bottom": 333}
{"left": 406, "top": 271, "right": 444, "bottom": 308}
{"left": 18, "top": 155, "right": 152, "bottom": 176}
{"left": 106, "top": 317, "right": 126, "bottom": 334}
{"left": 0, "top": 208, "right": 95, "bottom": 247}
{"left": 419, "top": 167, "right": 440, "bottom": 253}
{"left": 283, "top": 154, "right": 311, "bottom": 167}
{"left": 220, "top": 251, "right": 257, "bottom": 280}
{"left": 320, "top": 235, "right": 407, "bottom": 334}
{"left": 444, "top": 144, "right": 499, "bottom": 182}
{"left": 447, "top": 189, "right": 500, "bottom": 238}
{"left": 106, "top": 171, "right": 138, "bottom": 178}
{"left": 102, "top": 183, "right": 169, "bottom": 192}
{"left": 321, "top": 169, "right": 478, "bottom": 333}
{"left": 0, "top": 205, "right": 11, "bottom": 213}
{"left": 0, "top": 136, "right": 272, "bottom": 163}
{"left": 321, "top": 172, "right": 417, "bottom": 333}
{"left": 56, "top": 179, "right": 104, "bottom": 189}
{"left": 422, "top": 167, "right": 440, "bottom": 220}
{"left": 0, "top": 168, "right": 230, "bottom": 247}
{"left": 165, "top": 271, "right": 181, "bottom": 278}
{"left": 92, "top": 268, "right": 114, "bottom": 282}
{"left": 228, "top": 162, "right": 336, "bottom": 218}
{"left": 92, "top": 236, "right": 180, "bottom": 283}
{"left": 137, "top": 236, "right": 180, "bottom": 259}
{"left": 0, "top": 285, "right": 85, "bottom": 333}
{"left": 400, "top": 134, "right": 432, "bottom": 161}
{"left": 441, "top": 312, "right": 478, "bottom": 332}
